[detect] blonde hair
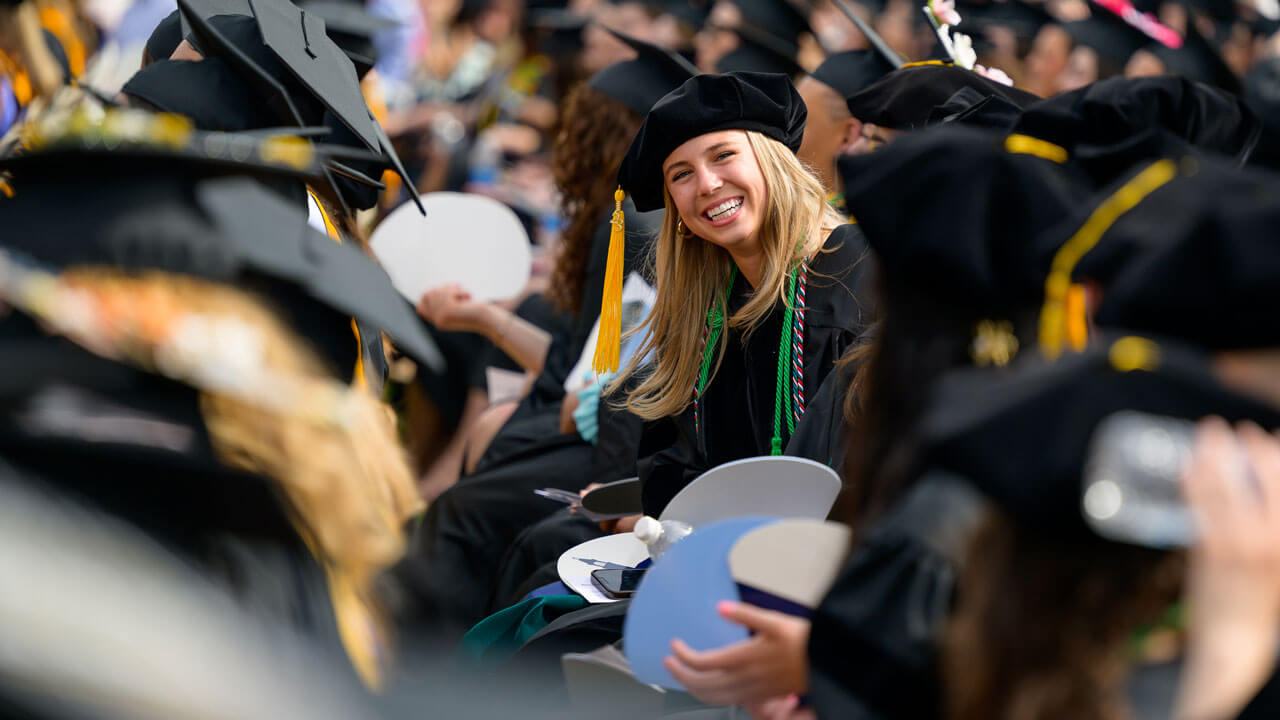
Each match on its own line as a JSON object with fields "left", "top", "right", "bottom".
{"left": 55, "top": 269, "right": 420, "bottom": 688}
{"left": 619, "top": 130, "right": 843, "bottom": 420}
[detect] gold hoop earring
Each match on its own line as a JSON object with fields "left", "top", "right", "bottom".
{"left": 676, "top": 218, "right": 694, "bottom": 239}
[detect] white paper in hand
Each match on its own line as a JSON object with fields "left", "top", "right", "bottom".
{"left": 371, "top": 192, "right": 532, "bottom": 302}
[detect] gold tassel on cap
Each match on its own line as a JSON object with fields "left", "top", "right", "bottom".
{"left": 592, "top": 187, "right": 626, "bottom": 373}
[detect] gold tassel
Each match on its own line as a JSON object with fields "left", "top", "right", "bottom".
{"left": 592, "top": 187, "right": 626, "bottom": 373}
{"left": 1065, "top": 283, "right": 1088, "bottom": 352}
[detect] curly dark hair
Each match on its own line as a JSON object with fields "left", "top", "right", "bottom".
{"left": 546, "top": 83, "right": 644, "bottom": 314}
{"left": 944, "top": 511, "right": 1185, "bottom": 720}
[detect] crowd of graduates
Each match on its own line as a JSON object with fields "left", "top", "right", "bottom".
{"left": 6, "top": 0, "right": 1280, "bottom": 716}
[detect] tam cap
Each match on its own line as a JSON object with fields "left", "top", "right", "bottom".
{"left": 844, "top": 63, "right": 1039, "bottom": 129}
{"left": 919, "top": 335, "right": 1280, "bottom": 535}
{"left": 587, "top": 27, "right": 699, "bottom": 116}
{"left": 1048, "top": 155, "right": 1280, "bottom": 351}
{"left": 838, "top": 124, "right": 1088, "bottom": 314}
{"left": 123, "top": 58, "right": 279, "bottom": 132}
{"left": 145, "top": 10, "right": 185, "bottom": 63}
{"left": 618, "top": 71, "right": 806, "bottom": 212}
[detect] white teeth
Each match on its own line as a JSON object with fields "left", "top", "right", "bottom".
{"left": 706, "top": 198, "right": 743, "bottom": 220}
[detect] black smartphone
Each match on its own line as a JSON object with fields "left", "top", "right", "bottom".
{"left": 590, "top": 568, "right": 647, "bottom": 598}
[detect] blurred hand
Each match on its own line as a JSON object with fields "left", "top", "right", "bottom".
{"left": 1176, "top": 418, "right": 1280, "bottom": 720}
{"left": 560, "top": 391, "right": 581, "bottom": 435}
{"left": 415, "top": 285, "right": 494, "bottom": 334}
{"left": 599, "top": 514, "right": 641, "bottom": 534}
{"left": 746, "top": 695, "right": 817, "bottom": 720}
{"left": 663, "top": 601, "right": 810, "bottom": 705}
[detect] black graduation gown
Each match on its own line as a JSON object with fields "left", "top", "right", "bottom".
{"left": 807, "top": 473, "right": 987, "bottom": 720}
{"left": 639, "top": 223, "right": 873, "bottom": 516}
{"left": 383, "top": 208, "right": 658, "bottom": 642}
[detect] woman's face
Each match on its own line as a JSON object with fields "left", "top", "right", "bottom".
{"left": 663, "top": 129, "right": 767, "bottom": 254}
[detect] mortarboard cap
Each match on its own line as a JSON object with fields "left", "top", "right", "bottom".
{"left": 956, "top": 0, "right": 1054, "bottom": 40}
{"left": 0, "top": 108, "right": 443, "bottom": 372}
{"left": 839, "top": 124, "right": 1088, "bottom": 314}
{"left": 727, "top": 0, "right": 812, "bottom": 45}
{"left": 618, "top": 71, "right": 806, "bottom": 211}
{"left": 808, "top": 49, "right": 896, "bottom": 100}
{"left": 918, "top": 335, "right": 1280, "bottom": 534}
{"left": 586, "top": 27, "right": 699, "bottom": 116}
{"left": 715, "top": 26, "right": 804, "bottom": 76}
{"left": 844, "top": 63, "right": 1039, "bottom": 129}
{"left": 1049, "top": 155, "right": 1280, "bottom": 351}
{"left": 298, "top": 0, "right": 400, "bottom": 78}
{"left": 177, "top": 0, "right": 423, "bottom": 213}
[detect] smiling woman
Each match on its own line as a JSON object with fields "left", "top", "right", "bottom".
{"left": 609, "top": 71, "right": 872, "bottom": 517}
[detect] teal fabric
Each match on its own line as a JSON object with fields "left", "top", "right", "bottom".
{"left": 459, "top": 594, "right": 589, "bottom": 666}
{"left": 572, "top": 372, "right": 615, "bottom": 444}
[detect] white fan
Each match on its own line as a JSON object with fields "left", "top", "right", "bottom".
{"left": 370, "top": 192, "right": 532, "bottom": 303}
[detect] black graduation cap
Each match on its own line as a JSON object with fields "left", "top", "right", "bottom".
{"left": 727, "top": 0, "right": 812, "bottom": 45}
{"left": 1012, "top": 75, "right": 1263, "bottom": 171}
{"left": 526, "top": 8, "right": 587, "bottom": 56}
{"left": 715, "top": 26, "right": 804, "bottom": 77}
{"left": 646, "top": 0, "right": 713, "bottom": 29}
{"left": 0, "top": 131, "right": 444, "bottom": 372}
{"left": 145, "top": 10, "right": 185, "bottom": 63}
{"left": 844, "top": 63, "right": 1039, "bottom": 129}
{"left": 177, "top": 0, "right": 423, "bottom": 213}
{"left": 1146, "top": 17, "right": 1241, "bottom": 94}
{"left": 838, "top": 124, "right": 1088, "bottom": 313}
{"left": 1054, "top": 154, "right": 1280, "bottom": 351}
{"left": 123, "top": 58, "right": 281, "bottom": 131}
{"left": 1062, "top": 7, "right": 1152, "bottom": 69}
{"left": 618, "top": 71, "right": 807, "bottom": 211}
{"left": 808, "top": 49, "right": 896, "bottom": 100}
{"left": 923, "top": 85, "right": 1026, "bottom": 129}
{"left": 587, "top": 27, "right": 698, "bottom": 116}
{"left": 918, "top": 335, "right": 1280, "bottom": 534}
{"left": 176, "top": 0, "right": 376, "bottom": 149}
{"left": 299, "top": 0, "right": 399, "bottom": 78}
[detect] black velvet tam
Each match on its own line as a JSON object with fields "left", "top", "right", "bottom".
{"left": 618, "top": 71, "right": 806, "bottom": 211}
{"left": 845, "top": 63, "right": 1039, "bottom": 129}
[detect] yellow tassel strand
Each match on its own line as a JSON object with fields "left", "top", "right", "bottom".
{"left": 592, "top": 187, "right": 626, "bottom": 373}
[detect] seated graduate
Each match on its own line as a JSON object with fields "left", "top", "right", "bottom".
{"left": 608, "top": 70, "right": 871, "bottom": 520}
{"left": 656, "top": 122, "right": 1087, "bottom": 716}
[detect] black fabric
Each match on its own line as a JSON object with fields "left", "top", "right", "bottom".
{"left": 840, "top": 124, "right": 1088, "bottom": 314}
{"left": 0, "top": 317, "right": 354, "bottom": 677}
{"left": 0, "top": 162, "right": 439, "bottom": 374}
{"left": 784, "top": 350, "right": 859, "bottom": 471}
{"left": 728, "top": 0, "right": 811, "bottom": 45}
{"left": 809, "top": 49, "right": 897, "bottom": 100}
{"left": 919, "top": 337, "right": 1280, "bottom": 534}
{"left": 808, "top": 474, "right": 987, "bottom": 720}
{"left": 586, "top": 28, "right": 699, "bottom": 117}
{"left": 1064, "top": 156, "right": 1280, "bottom": 349}
{"left": 123, "top": 57, "right": 279, "bottom": 131}
{"left": 638, "top": 224, "right": 872, "bottom": 516}
{"left": 491, "top": 508, "right": 603, "bottom": 610}
{"left": 1012, "top": 75, "right": 1264, "bottom": 168}
{"left": 145, "top": 9, "right": 185, "bottom": 63}
{"left": 619, "top": 72, "right": 807, "bottom": 212}
{"left": 385, "top": 437, "right": 595, "bottom": 643}
{"left": 924, "top": 86, "right": 1025, "bottom": 130}
{"left": 844, "top": 64, "right": 1039, "bottom": 130}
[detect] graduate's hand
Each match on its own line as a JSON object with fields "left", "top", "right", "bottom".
{"left": 599, "top": 514, "right": 640, "bottom": 534}
{"left": 560, "top": 391, "right": 580, "bottom": 434}
{"left": 1176, "top": 419, "right": 1280, "bottom": 720}
{"left": 415, "top": 285, "right": 496, "bottom": 335}
{"left": 664, "top": 601, "right": 810, "bottom": 706}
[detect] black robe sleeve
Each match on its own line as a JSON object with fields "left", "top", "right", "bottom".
{"left": 807, "top": 473, "right": 987, "bottom": 720}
